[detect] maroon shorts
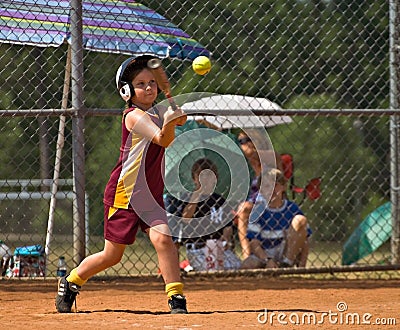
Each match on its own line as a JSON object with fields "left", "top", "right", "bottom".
{"left": 103, "top": 205, "right": 168, "bottom": 245}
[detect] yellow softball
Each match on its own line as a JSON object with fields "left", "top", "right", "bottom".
{"left": 192, "top": 56, "right": 211, "bottom": 75}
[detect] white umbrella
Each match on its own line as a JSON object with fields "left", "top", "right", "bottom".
{"left": 181, "top": 94, "right": 292, "bottom": 128}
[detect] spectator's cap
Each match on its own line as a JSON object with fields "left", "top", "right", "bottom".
{"left": 261, "top": 168, "right": 287, "bottom": 187}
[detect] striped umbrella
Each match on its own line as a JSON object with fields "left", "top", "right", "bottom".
{"left": 0, "top": 0, "right": 210, "bottom": 59}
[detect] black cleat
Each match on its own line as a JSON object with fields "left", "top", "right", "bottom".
{"left": 168, "top": 294, "right": 188, "bottom": 314}
{"left": 55, "top": 276, "right": 81, "bottom": 313}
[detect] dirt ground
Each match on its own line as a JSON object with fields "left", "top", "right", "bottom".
{"left": 0, "top": 275, "right": 399, "bottom": 330}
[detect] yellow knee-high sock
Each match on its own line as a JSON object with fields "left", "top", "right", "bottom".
{"left": 66, "top": 268, "right": 87, "bottom": 287}
{"left": 165, "top": 282, "right": 184, "bottom": 298}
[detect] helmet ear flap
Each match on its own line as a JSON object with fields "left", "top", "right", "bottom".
{"left": 116, "top": 57, "right": 136, "bottom": 102}
{"left": 119, "top": 81, "right": 134, "bottom": 101}
{"left": 116, "top": 55, "right": 159, "bottom": 102}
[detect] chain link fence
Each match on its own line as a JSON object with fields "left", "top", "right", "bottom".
{"left": 1, "top": 0, "right": 399, "bottom": 279}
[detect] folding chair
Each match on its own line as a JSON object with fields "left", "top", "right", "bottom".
{"left": 280, "top": 153, "right": 321, "bottom": 205}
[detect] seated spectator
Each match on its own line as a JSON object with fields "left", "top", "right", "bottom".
{"left": 235, "top": 131, "right": 283, "bottom": 259}
{"left": 165, "top": 158, "right": 241, "bottom": 271}
{"left": 241, "top": 168, "right": 311, "bottom": 269}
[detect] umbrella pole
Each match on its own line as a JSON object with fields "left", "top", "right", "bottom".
{"left": 45, "top": 45, "right": 72, "bottom": 275}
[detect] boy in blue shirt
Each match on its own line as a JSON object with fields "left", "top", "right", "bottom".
{"left": 242, "top": 168, "right": 311, "bottom": 269}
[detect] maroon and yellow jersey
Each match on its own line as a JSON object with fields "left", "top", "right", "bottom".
{"left": 103, "top": 107, "right": 165, "bottom": 211}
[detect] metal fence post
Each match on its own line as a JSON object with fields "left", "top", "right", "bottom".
{"left": 70, "top": 0, "right": 86, "bottom": 265}
{"left": 389, "top": 0, "right": 400, "bottom": 264}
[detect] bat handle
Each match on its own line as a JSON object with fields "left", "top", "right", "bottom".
{"left": 166, "top": 93, "right": 183, "bottom": 126}
{"left": 166, "top": 93, "right": 178, "bottom": 111}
